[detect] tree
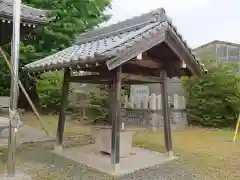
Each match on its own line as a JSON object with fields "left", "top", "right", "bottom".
{"left": 182, "top": 51, "right": 240, "bottom": 128}
{"left": 36, "top": 71, "right": 64, "bottom": 111}
{"left": 0, "top": 42, "right": 37, "bottom": 96}
{"left": 24, "top": 0, "right": 111, "bottom": 59}
{"left": 25, "top": 0, "right": 111, "bottom": 111}
{"left": 0, "top": 0, "right": 112, "bottom": 110}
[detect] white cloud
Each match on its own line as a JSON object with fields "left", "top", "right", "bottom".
{"left": 104, "top": 0, "right": 240, "bottom": 48}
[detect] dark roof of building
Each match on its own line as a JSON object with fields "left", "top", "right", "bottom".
{"left": 24, "top": 8, "right": 206, "bottom": 75}
{"left": 193, "top": 40, "right": 240, "bottom": 51}
{"left": 0, "top": 0, "right": 48, "bottom": 25}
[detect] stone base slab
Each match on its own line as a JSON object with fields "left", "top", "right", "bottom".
{"left": 52, "top": 144, "right": 177, "bottom": 176}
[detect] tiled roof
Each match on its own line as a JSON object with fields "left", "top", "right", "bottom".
{"left": 0, "top": 0, "right": 48, "bottom": 25}
{"left": 24, "top": 8, "right": 207, "bottom": 74}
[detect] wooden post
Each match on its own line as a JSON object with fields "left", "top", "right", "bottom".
{"left": 55, "top": 68, "right": 70, "bottom": 152}
{"left": 111, "top": 66, "right": 122, "bottom": 171}
{"left": 160, "top": 70, "right": 173, "bottom": 157}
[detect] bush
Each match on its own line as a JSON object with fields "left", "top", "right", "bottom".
{"left": 36, "top": 71, "right": 64, "bottom": 112}
{"left": 182, "top": 55, "right": 240, "bottom": 128}
{"left": 87, "top": 84, "right": 128, "bottom": 121}
{"left": 87, "top": 85, "right": 108, "bottom": 117}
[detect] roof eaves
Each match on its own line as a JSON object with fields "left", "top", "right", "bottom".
{"left": 21, "top": 4, "right": 48, "bottom": 21}
{"left": 0, "top": 14, "right": 47, "bottom": 25}
{"left": 0, "top": 0, "right": 48, "bottom": 25}
{"left": 24, "top": 45, "right": 113, "bottom": 73}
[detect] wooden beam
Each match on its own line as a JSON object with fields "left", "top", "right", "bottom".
{"left": 68, "top": 56, "right": 163, "bottom": 78}
{"left": 160, "top": 70, "right": 173, "bottom": 156}
{"left": 69, "top": 73, "right": 164, "bottom": 84}
{"left": 122, "top": 63, "right": 162, "bottom": 76}
{"left": 75, "top": 62, "right": 162, "bottom": 77}
{"left": 56, "top": 68, "right": 70, "bottom": 150}
{"left": 122, "top": 73, "right": 163, "bottom": 83}
{"left": 123, "top": 81, "right": 160, "bottom": 85}
{"left": 69, "top": 74, "right": 111, "bottom": 83}
{"left": 127, "top": 57, "right": 162, "bottom": 69}
{"left": 68, "top": 79, "right": 160, "bottom": 85}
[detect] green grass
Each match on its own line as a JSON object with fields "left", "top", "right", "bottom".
{"left": 19, "top": 114, "right": 240, "bottom": 179}
{"left": 134, "top": 128, "right": 239, "bottom": 180}
{"left": 21, "top": 113, "right": 91, "bottom": 136}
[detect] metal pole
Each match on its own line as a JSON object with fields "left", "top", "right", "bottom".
{"left": 7, "top": 0, "right": 21, "bottom": 177}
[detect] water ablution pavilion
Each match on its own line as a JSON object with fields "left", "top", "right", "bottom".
{"left": 24, "top": 8, "right": 206, "bottom": 176}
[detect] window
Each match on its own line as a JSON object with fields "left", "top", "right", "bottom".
{"left": 228, "top": 46, "right": 238, "bottom": 58}
{"left": 217, "top": 44, "right": 227, "bottom": 57}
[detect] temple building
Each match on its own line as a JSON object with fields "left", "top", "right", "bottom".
{"left": 0, "top": 0, "right": 47, "bottom": 45}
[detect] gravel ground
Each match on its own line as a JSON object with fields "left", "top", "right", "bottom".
{"left": 20, "top": 148, "right": 195, "bottom": 180}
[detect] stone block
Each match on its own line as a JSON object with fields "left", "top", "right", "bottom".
{"left": 92, "top": 127, "right": 134, "bottom": 157}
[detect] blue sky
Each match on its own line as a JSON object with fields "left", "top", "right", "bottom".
{"left": 104, "top": 0, "right": 240, "bottom": 48}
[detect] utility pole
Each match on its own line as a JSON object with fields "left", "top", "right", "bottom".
{"left": 7, "top": 0, "right": 21, "bottom": 177}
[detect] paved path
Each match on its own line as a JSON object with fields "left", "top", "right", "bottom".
{"left": 0, "top": 126, "right": 55, "bottom": 148}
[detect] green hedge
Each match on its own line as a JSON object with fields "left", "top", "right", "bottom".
{"left": 182, "top": 61, "right": 240, "bottom": 128}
